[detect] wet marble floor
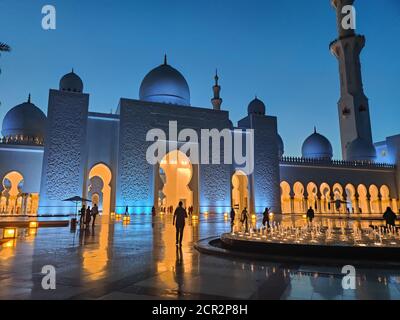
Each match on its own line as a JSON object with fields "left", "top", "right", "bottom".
{"left": 0, "top": 214, "right": 400, "bottom": 300}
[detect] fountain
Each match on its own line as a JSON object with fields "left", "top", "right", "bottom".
{"left": 220, "top": 219, "right": 400, "bottom": 263}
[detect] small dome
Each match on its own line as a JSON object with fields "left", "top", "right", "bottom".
{"left": 59, "top": 70, "right": 83, "bottom": 93}
{"left": 302, "top": 128, "right": 333, "bottom": 160}
{"left": 347, "top": 137, "right": 376, "bottom": 162}
{"left": 277, "top": 134, "right": 284, "bottom": 158}
{"left": 248, "top": 97, "right": 266, "bottom": 115}
{"left": 139, "top": 56, "right": 190, "bottom": 106}
{"left": 1, "top": 95, "right": 47, "bottom": 141}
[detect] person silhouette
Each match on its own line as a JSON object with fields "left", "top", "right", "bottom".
{"left": 383, "top": 207, "right": 397, "bottom": 227}
{"left": 230, "top": 207, "right": 236, "bottom": 232}
{"left": 79, "top": 205, "right": 86, "bottom": 226}
{"left": 262, "top": 207, "right": 270, "bottom": 228}
{"left": 91, "top": 203, "right": 99, "bottom": 227}
{"left": 241, "top": 207, "right": 248, "bottom": 233}
{"left": 173, "top": 201, "right": 187, "bottom": 246}
{"left": 85, "top": 206, "right": 92, "bottom": 229}
{"left": 307, "top": 206, "right": 315, "bottom": 223}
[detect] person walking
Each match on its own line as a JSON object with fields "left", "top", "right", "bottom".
{"left": 173, "top": 201, "right": 187, "bottom": 246}
{"left": 383, "top": 207, "right": 397, "bottom": 227}
{"left": 262, "top": 207, "right": 270, "bottom": 228}
{"left": 306, "top": 206, "right": 315, "bottom": 223}
{"left": 85, "top": 206, "right": 92, "bottom": 229}
{"left": 230, "top": 207, "right": 236, "bottom": 232}
{"left": 91, "top": 203, "right": 99, "bottom": 228}
{"left": 124, "top": 206, "right": 129, "bottom": 215}
{"left": 241, "top": 207, "right": 249, "bottom": 233}
{"left": 79, "top": 205, "right": 86, "bottom": 226}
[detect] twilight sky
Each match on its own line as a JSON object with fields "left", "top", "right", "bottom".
{"left": 0, "top": 0, "right": 399, "bottom": 157}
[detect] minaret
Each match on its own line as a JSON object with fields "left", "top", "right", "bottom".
{"left": 211, "top": 69, "right": 222, "bottom": 110}
{"left": 330, "top": 0, "right": 373, "bottom": 160}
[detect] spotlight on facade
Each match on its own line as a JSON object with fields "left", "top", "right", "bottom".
{"left": 3, "top": 228, "right": 17, "bottom": 239}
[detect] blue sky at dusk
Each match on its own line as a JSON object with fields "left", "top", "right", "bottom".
{"left": 0, "top": 0, "right": 399, "bottom": 157}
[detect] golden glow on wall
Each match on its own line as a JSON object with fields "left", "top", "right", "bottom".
{"left": 160, "top": 150, "right": 193, "bottom": 209}
{"left": 88, "top": 163, "right": 112, "bottom": 215}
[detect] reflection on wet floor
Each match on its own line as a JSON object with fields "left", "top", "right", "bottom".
{"left": 0, "top": 214, "right": 399, "bottom": 300}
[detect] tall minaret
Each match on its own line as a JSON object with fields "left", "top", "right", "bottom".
{"left": 330, "top": 0, "right": 373, "bottom": 160}
{"left": 211, "top": 70, "right": 222, "bottom": 110}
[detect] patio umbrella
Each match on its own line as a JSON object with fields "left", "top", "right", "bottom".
{"left": 62, "top": 196, "right": 91, "bottom": 218}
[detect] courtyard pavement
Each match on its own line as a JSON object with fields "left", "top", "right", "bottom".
{"left": 0, "top": 214, "right": 400, "bottom": 300}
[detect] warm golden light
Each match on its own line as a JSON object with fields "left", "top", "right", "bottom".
{"left": 115, "top": 214, "right": 122, "bottom": 220}
{"left": 192, "top": 214, "right": 198, "bottom": 220}
{"left": 224, "top": 212, "right": 229, "bottom": 219}
{"left": 302, "top": 214, "right": 307, "bottom": 218}
{"left": 29, "top": 221, "right": 38, "bottom": 228}
{"left": 3, "top": 228, "right": 17, "bottom": 239}
{"left": 122, "top": 215, "right": 131, "bottom": 222}
{"left": 251, "top": 214, "right": 256, "bottom": 220}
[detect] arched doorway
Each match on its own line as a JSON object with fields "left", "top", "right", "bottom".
{"left": 280, "top": 181, "right": 291, "bottom": 214}
{"left": 332, "top": 183, "right": 344, "bottom": 213}
{"left": 320, "top": 183, "right": 331, "bottom": 213}
{"left": 306, "top": 182, "right": 318, "bottom": 213}
{"left": 232, "top": 170, "right": 249, "bottom": 215}
{"left": 1, "top": 171, "right": 24, "bottom": 214}
{"left": 380, "top": 185, "right": 391, "bottom": 211}
{"left": 88, "top": 163, "right": 112, "bottom": 215}
{"left": 357, "top": 184, "right": 368, "bottom": 214}
{"left": 293, "top": 182, "right": 305, "bottom": 213}
{"left": 158, "top": 150, "right": 193, "bottom": 211}
{"left": 369, "top": 185, "right": 380, "bottom": 213}
{"left": 345, "top": 184, "right": 356, "bottom": 213}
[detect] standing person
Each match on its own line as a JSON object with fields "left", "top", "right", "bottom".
{"left": 85, "top": 206, "right": 92, "bottom": 229}
{"left": 173, "top": 201, "right": 187, "bottom": 246}
{"left": 230, "top": 207, "right": 236, "bottom": 232}
{"left": 262, "top": 207, "right": 270, "bottom": 228}
{"left": 383, "top": 207, "right": 397, "bottom": 227}
{"left": 125, "top": 206, "right": 129, "bottom": 215}
{"left": 152, "top": 206, "right": 156, "bottom": 216}
{"left": 91, "top": 203, "right": 99, "bottom": 228}
{"left": 79, "top": 205, "right": 86, "bottom": 226}
{"left": 306, "top": 206, "right": 315, "bottom": 223}
{"left": 241, "top": 207, "right": 248, "bottom": 233}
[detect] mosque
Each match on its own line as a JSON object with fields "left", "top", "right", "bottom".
{"left": 0, "top": 0, "right": 398, "bottom": 216}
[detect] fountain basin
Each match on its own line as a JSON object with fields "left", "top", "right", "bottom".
{"left": 220, "top": 233, "right": 400, "bottom": 262}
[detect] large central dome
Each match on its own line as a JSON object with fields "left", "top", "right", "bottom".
{"left": 139, "top": 56, "right": 190, "bottom": 106}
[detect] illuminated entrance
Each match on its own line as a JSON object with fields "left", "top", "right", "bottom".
{"left": 155, "top": 150, "right": 197, "bottom": 211}
{"left": 231, "top": 170, "right": 249, "bottom": 214}
{"left": 88, "top": 163, "right": 112, "bottom": 215}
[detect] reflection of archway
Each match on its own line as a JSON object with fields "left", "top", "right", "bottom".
{"left": 357, "top": 184, "right": 368, "bottom": 214}
{"left": 88, "top": 164, "right": 112, "bottom": 215}
{"left": 369, "top": 185, "right": 380, "bottom": 213}
{"left": 158, "top": 150, "right": 193, "bottom": 210}
{"left": 380, "top": 185, "right": 391, "bottom": 211}
{"left": 280, "top": 181, "right": 291, "bottom": 214}
{"left": 232, "top": 170, "right": 249, "bottom": 214}
{"left": 320, "top": 183, "right": 331, "bottom": 213}
{"left": 1, "top": 171, "right": 24, "bottom": 214}
{"left": 306, "top": 182, "right": 318, "bottom": 212}
{"left": 293, "top": 182, "right": 305, "bottom": 213}
{"left": 345, "top": 184, "right": 356, "bottom": 213}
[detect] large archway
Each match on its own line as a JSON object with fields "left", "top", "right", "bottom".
{"left": 332, "top": 183, "right": 344, "bottom": 213}
{"left": 345, "top": 184, "right": 356, "bottom": 213}
{"left": 232, "top": 170, "right": 249, "bottom": 215}
{"left": 380, "top": 185, "right": 391, "bottom": 211}
{"left": 88, "top": 163, "right": 112, "bottom": 215}
{"left": 306, "top": 182, "right": 318, "bottom": 213}
{"left": 158, "top": 150, "right": 194, "bottom": 211}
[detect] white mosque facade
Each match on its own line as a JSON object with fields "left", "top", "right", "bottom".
{"left": 0, "top": 0, "right": 399, "bottom": 216}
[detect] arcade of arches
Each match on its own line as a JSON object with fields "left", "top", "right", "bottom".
{"left": 280, "top": 181, "right": 398, "bottom": 214}
{"left": 88, "top": 163, "right": 112, "bottom": 215}
{"left": 0, "top": 171, "right": 39, "bottom": 215}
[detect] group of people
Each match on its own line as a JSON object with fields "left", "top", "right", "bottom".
{"left": 229, "top": 206, "right": 271, "bottom": 233}
{"left": 79, "top": 203, "right": 99, "bottom": 229}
